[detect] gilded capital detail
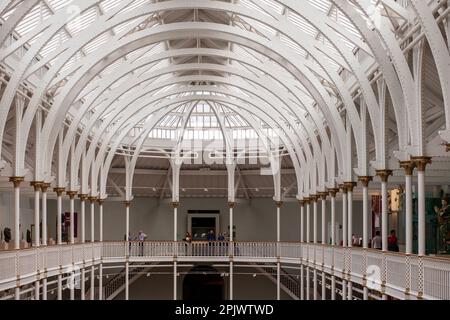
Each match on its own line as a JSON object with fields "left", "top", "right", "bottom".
{"left": 318, "top": 192, "right": 328, "bottom": 200}
{"left": 376, "top": 170, "right": 393, "bottom": 183}
{"left": 172, "top": 202, "right": 180, "bottom": 208}
{"left": 30, "top": 181, "right": 43, "bottom": 192}
{"left": 358, "top": 176, "right": 373, "bottom": 188}
{"left": 88, "top": 196, "right": 97, "bottom": 203}
{"left": 327, "top": 188, "right": 339, "bottom": 198}
{"left": 344, "top": 182, "right": 357, "bottom": 193}
{"left": 41, "top": 183, "right": 51, "bottom": 193}
{"left": 411, "top": 156, "right": 432, "bottom": 172}
{"left": 9, "top": 176, "right": 24, "bottom": 188}
{"left": 78, "top": 194, "right": 88, "bottom": 201}
{"left": 228, "top": 202, "right": 235, "bottom": 209}
{"left": 97, "top": 199, "right": 106, "bottom": 205}
{"left": 67, "top": 191, "right": 78, "bottom": 200}
{"left": 399, "top": 161, "right": 416, "bottom": 176}
{"left": 275, "top": 201, "right": 283, "bottom": 208}
{"left": 53, "top": 187, "right": 65, "bottom": 196}
{"left": 338, "top": 184, "right": 347, "bottom": 194}
{"left": 124, "top": 201, "right": 132, "bottom": 208}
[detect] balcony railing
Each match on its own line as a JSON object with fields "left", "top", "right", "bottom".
{"left": 1, "top": 241, "right": 449, "bottom": 300}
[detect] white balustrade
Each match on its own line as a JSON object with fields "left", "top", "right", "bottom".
{"left": 0, "top": 241, "right": 449, "bottom": 300}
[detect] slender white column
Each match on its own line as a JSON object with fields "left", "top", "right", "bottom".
{"left": 331, "top": 276, "right": 336, "bottom": 300}
{"left": 277, "top": 262, "right": 281, "bottom": 300}
{"left": 42, "top": 278, "right": 47, "bottom": 300}
{"left": 277, "top": 204, "right": 281, "bottom": 243}
{"left": 99, "top": 200, "right": 104, "bottom": 243}
{"left": 68, "top": 192, "right": 76, "bottom": 245}
{"left": 300, "top": 264, "right": 304, "bottom": 300}
{"left": 345, "top": 183, "right": 355, "bottom": 247}
{"left": 313, "top": 269, "right": 317, "bottom": 300}
{"left": 313, "top": 198, "right": 317, "bottom": 244}
{"left": 322, "top": 272, "right": 326, "bottom": 300}
{"left": 306, "top": 266, "right": 310, "bottom": 300}
{"left": 89, "top": 197, "right": 96, "bottom": 300}
{"left": 413, "top": 157, "right": 431, "bottom": 256}
{"left": 363, "top": 286, "right": 368, "bottom": 300}
{"left": 359, "top": 177, "right": 372, "bottom": 249}
{"left": 80, "top": 195, "right": 86, "bottom": 243}
{"left": 89, "top": 197, "right": 95, "bottom": 243}
{"left": 320, "top": 194, "right": 326, "bottom": 245}
{"left": 99, "top": 263, "right": 103, "bottom": 301}
{"left": 400, "top": 162, "right": 415, "bottom": 254}
{"left": 342, "top": 189, "right": 347, "bottom": 247}
{"left": 10, "top": 177, "right": 24, "bottom": 249}
{"left": 98, "top": 200, "right": 103, "bottom": 300}
{"left": 348, "top": 281, "right": 353, "bottom": 300}
{"left": 300, "top": 201, "right": 304, "bottom": 243}
{"left": 229, "top": 261, "right": 234, "bottom": 300}
{"left": 342, "top": 279, "right": 347, "bottom": 300}
{"left": 57, "top": 274, "right": 62, "bottom": 300}
{"left": 125, "top": 201, "right": 130, "bottom": 243}
{"left": 329, "top": 190, "right": 338, "bottom": 245}
{"left": 173, "top": 203, "right": 178, "bottom": 242}
{"left": 306, "top": 200, "right": 311, "bottom": 243}
{"left": 15, "top": 287, "right": 20, "bottom": 300}
{"left": 381, "top": 181, "right": 388, "bottom": 252}
{"left": 81, "top": 268, "right": 85, "bottom": 300}
{"left": 173, "top": 261, "right": 177, "bottom": 300}
{"left": 125, "top": 262, "right": 129, "bottom": 300}
{"left": 34, "top": 281, "right": 40, "bottom": 300}
{"left": 418, "top": 170, "right": 426, "bottom": 256}
{"left": 31, "top": 181, "right": 41, "bottom": 301}
{"left": 90, "top": 265, "right": 95, "bottom": 300}
{"left": 376, "top": 170, "right": 392, "bottom": 252}
{"left": 228, "top": 202, "right": 235, "bottom": 301}
{"left": 31, "top": 182, "right": 41, "bottom": 247}
{"left": 41, "top": 184, "right": 49, "bottom": 246}
{"left": 55, "top": 188, "right": 64, "bottom": 245}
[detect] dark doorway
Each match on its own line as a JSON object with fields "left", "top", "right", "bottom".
{"left": 183, "top": 265, "right": 224, "bottom": 301}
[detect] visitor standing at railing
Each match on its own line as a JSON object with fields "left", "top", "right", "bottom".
{"left": 388, "top": 230, "right": 399, "bottom": 252}
{"left": 138, "top": 231, "right": 147, "bottom": 256}
{"left": 207, "top": 230, "right": 216, "bottom": 256}
{"left": 183, "top": 232, "right": 192, "bottom": 256}
{"left": 372, "top": 231, "right": 382, "bottom": 250}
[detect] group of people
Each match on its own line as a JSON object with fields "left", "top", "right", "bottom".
{"left": 183, "top": 230, "right": 228, "bottom": 243}
{"left": 371, "top": 230, "right": 399, "bottom": 252}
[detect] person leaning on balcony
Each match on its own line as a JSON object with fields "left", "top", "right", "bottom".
{"left": 138, "top": 230, "right": 147, "bottom": 256}
{"left": 371, "top": 231, "right": 382, "bottom": 250}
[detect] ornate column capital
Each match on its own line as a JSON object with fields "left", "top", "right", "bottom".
{"left": 310, "top": 194, "right": 319, "bottom": 202}
{"left": 344, "top": 181, "right": 357, "bottom": 192}
{"left": 66, "top": 191, "right": 78, "bottom": 200}
{"left": 445, "top": 144, "right": 450, "bottom": 152}
{"left": 399, "top": 161, "right": 416, "bottom": 176}
{"left": 30, "top": 181, "right": 43, "bottom": 192}
{"left": 376, "top": 170, "right": 393, "bottom": 183}
{"left": 358, "top": 176, "right": 373, "bottom": 187}
{"left": 124, "top": 200, "right": 132, "bottom": 208}
{"left": 327, "top": 188, "right": 339, "bottom": 197}
{"left": 303, "top": 197, "right": 311, "bottom": 204}
{"left": 411, "top": 156, "right": 432, "bottom": 172}
{"left": 88, "top": 196, "right": 97, "bottom": 203}
{"left": 338, "top": 184, "right": 347, "bottom": 194}
{"left": 41, "top": 183, "right": 51, "bottom": 193}
{"left": 298, "top": 199, "right": 306, "bottom": 206}
{"left": 227, "top": 202, "right": 235, "bottom": 209}
{"left": 9, "top": 176, "right": 24, "bottom": 188}
{"left": 318, "top": 192, "right": 328, "bottom": 200}
{"left": 275, "top": 201, "right": 283, "bottom": 208}
{"left": 53, "top": 187, "right": 65, "bottom": 196}
{"left": 97, "top": 198, "right": 106, "bottom": 205}
{"left": 78, "top": 194, "right": 88, "bottom": 201}
{"left": 172, "top": 201, "right": 180, "bottom": 208}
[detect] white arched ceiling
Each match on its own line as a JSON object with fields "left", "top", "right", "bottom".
{"left": 0, "top": 0, "right": 449, "bottom": 198}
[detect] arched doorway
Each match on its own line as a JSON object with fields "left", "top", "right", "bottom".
{"left": 183, "top": 265, "right": 225, "bottom": 300}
